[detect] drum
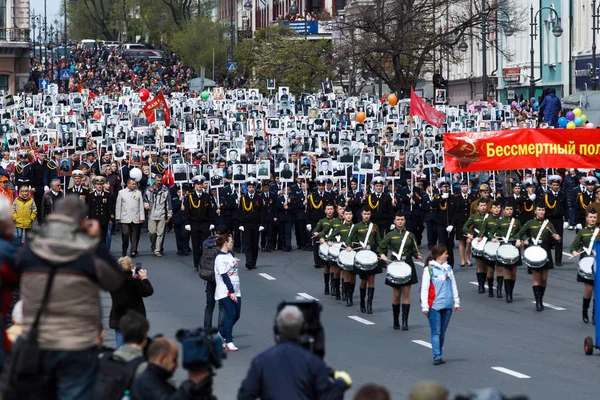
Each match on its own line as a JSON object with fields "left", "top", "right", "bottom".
{"left": 483, "top": 242, "right": 500, "bottom": 261}
{"left": 386, "top": 262, "right": 412, "bottom": 285}
{"left": 338, "top": 250, "right": 356, "bottom": 271}
{"left": 355, "top": 250, "right": 379, "bottom": 271}
{"left": 496, "top": 244, "right": 520, "bottom": 266}
{"left": 328, "top": 242, "right": 343, "bottom": 262}
{"left": 318, "top": 243, "right": 330, "bottom": 261}
{"left": 578, "top": 257, "right": 595, "bottom": 281}
{"left": 471, "top": 238, "right": 486, "bottom": 257}
{"left": 523, "top": 245, "right": 548, "bottom": 269}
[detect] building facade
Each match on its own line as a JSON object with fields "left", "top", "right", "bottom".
{"left": 0, "top": 0, "right": 30, "bottom": 93}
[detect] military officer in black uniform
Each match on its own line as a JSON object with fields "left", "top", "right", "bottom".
{"left": 452, "top": 179, "right": 474, "bottom": 267}
{"left": 66, "top": 169, "right": 89, "bottom": 201}
{"left": 260, "top": 181, "right": 276, "bottom": 252}
{"left": 275, "top": 185, "right": 296, "bottom": 252}
{"left": 432, "top": 178, "right": 455, "bottom": 267}
{"left": 152, "top": 149, "right": 170, "bottom": 176}
{"left": 574, "top": 176, "right": 597, "bottom": 231}
{"left": 14, "top": 151, "right": 31, "bottom": 189}
{"left": 44, "top": 148, "right": 63, "bottom": 189}
{"left": 307, "top": 177, "right": 335, "bottom": 268}
{"left": 292, "top": 180, "right": 310, "bottom": 250}
{"left": 544, "top": 175, "right": 568, "bottom": 266}
{"left": 239, "top": 178, "right": 265, "bottom": 270}
{"left": 86, "top": 176, "right": 115, "bottom": 247}
{"left": 364, "top": 176, "right": 393, "bottom": 236}
{"left": 184, "top": 175, "right": 215, "bottom": 270}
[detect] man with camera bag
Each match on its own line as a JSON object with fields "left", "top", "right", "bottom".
{"left": 238, "top": 305, "right": 352, "bottom": 400}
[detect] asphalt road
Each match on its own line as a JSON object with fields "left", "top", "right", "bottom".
{"left": 101, "top": 226, "right": 600, "bottom": 400}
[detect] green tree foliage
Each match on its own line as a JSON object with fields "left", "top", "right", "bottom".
{"left": 236, "top": 26, "right": 337, "bottom": 94}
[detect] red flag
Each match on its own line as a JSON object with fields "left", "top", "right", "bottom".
{"left": 409, "top": 87, "right": 446, "bottom": 128}
{"left": 380, "top": 92, "right": 387, "bottom": 104}
{"left": 142, "top": 92, "right": 170, "bottom": 126}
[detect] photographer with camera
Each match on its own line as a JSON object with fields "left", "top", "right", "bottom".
{"left": 238, "top": 305, "right": 352, "bottom": 400}
{"left": 131, "top": 337, "right": 179, "bottom": 399}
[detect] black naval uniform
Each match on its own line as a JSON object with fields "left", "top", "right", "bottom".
{"left": 86, "top": 189, "right": 115, "bottom": 246}
{"left": 66, "top": 184, "right": 89, "bottom": 202}
{"left": 261, "top": 191, "right": 276, "bottom": 251}
{"left": 543, "top": 190, "right": 567, "bottom": 265}
{"left": 275, "top": 193, "right": 296, "bottom": 251}
{"left": 365, "top": 191, "right": 393, "bottom": 237}
{"left": 432, "top": 193, "right": 455, "bottom": 266}
{"left": 29, "top": 158, "right": 47, "bottom": 224}
{"left": 292, "top": 187, "right": 309, "bottom": 250}
{"left": 183, "top": 190, "right": 214, "bottom": 270}
{"left": 240, "top": 192, "right": 265, "bottom": 270}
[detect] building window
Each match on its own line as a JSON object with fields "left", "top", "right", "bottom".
{"left": 0, "top": 75, "right": 9, "bottom": 93}
{"left": 0, "top": 0, "right": 5, "bottom": 29}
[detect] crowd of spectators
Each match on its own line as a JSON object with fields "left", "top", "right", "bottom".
{"left": 276, "top": 10, "right": 318, "bottom": 22}
{"left": 25, "top": 42, "right": 196, "bottom": 96}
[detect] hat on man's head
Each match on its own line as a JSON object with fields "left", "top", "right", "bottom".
{"left": 72, "top": 169, "right": 85, "bottom": 177}
{"left": 191, "top": 175, "right": 205, "bottom": 184}
{"left": 92, "top": 176, "right": 107, "bottom": 185}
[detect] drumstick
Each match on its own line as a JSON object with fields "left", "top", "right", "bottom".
{"left": 568, "top": 251, "right": 582, "bottom": 260}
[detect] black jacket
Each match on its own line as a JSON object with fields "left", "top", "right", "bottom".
{"left": 109, "top": 271, "right": 154, "bottom": 329}
{"left": 238, "top": 341, "right": 347, "bottom": 400}
{"left": 132, "top": 363, "right": 177, "bottom": 400}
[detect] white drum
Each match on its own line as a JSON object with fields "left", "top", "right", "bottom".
{"left": 579, "top": 257, "right": 595, "bottom": 281}
{"left": 483, "top": 242, "right": 500, "bottom": 262}
{"left": 355, "top": 250, "right": 378, "bottom": 271}
{"left": 338, "top": 250, "right": 356, "bottom": 271}
{"left": 318, "top": 243, "right": 330, "bottom": 261}
{"left": 386, "top": 262, "right": 412, "bottom": 285}
{"left": 471, "top": 238, "right": 487, "bottom": 257}
{"left": 328, "top": 242, "right": 343, "bottom": 262}
{"left": 496, "top": 244, "right": 520, "bottom": 266}
{"left": 523, "top": 245, "right": 548, "bottom": 269}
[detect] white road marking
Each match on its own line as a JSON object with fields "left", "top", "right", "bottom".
{"left": 469, "top": 281, "right": 490, "bottom": 288}
{"left": 258, "top": 273, "right": 276, "bottom": 280}
{"left": 412, "top": 340, "right": 432, "bottom": 349}
{"left": 348, "top": 316, "right": 375, "bottom": 325}
{"left": 297, "top": 293, "right": 319, "bottom": 301}
{"left": 491, "top": 367, "right": 531, "bottom": 379}
{"left": 415, "top": 261, "right": 424, "bottom": 266}
{"left": 530, "top": 301, "right": 566, "bottom": 311}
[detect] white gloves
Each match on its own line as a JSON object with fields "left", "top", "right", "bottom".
{"left": 390, "top": 224, "right": 396, "bottom": 231}
{"left": 239, "top": 226, "right": 245, "bottom": 231}
{"left": 44, "top": 186, "right": 49, "bottom": 192}
{"left": 442, "top": 192, "right": 449, "bottom": 199}
{"left": 184, "top": 225, "right": 191, "bottom": 231}
{"left": 259, "top": 226, "right": 264, "bottom": 232}
{"left": 576, "top": 223, "right": 583, "bottom": 230}
{"left": 529, "top": 193, "right": 536, "bottom": 200}
{"left": 446, "top": 225, "right": 454, "bottom": 233}
{"left": 306, "top": 224, "right": 312, "bottom": 231}
{"left": 563, "top": 222, "right": 569, "bottom": 229}
{"left": 209, "top": 224, "right": 215, "bottom": 230}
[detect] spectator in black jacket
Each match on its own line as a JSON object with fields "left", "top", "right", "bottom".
{"left": 171, "top": 184, "right": 191, "bottom": 255}
{"left": 109, "top": 256, "right": 154, "bottom": 348}
{"left": 131, "top": 338, "right": 179, "bottom": 400}
{"left": 29, "top": 151, "right": 47, "bottom": 225}
{"left": 238, "top": 305, "right": 352, "bottom": 400}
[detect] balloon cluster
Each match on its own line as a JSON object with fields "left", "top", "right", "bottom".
{"left": 561, "top": 108, "right": 592, "bottom": 129}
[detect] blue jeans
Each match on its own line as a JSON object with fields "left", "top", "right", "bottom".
{"left": 106, "top": 222, "right": 113, "bottom": 251}
{"left": 114, "top": 329, "right": 123, "bottom": 348}
{"left": 15, "top": 227, "right": 29, "bottom": 243}
{"left": 219, "top": 297, "right": 241, "bottom": 343}
{"left": 204, "top": 281, "right": 226, "bottom": 331}
{"left": 427, "top": 308, "right": 453, "bottom": 360}
{"left": 568, "top": 207, "right": 575, "bottom": 226}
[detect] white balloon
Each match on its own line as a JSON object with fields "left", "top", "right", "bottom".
{"left": 129, "top": 167, "right": 143, "bottom": 182}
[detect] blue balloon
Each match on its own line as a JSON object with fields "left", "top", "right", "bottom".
{"left": 533, "top": 102, "right": 539, "bottom": 112}
{"left": 574, "top": 116, "right": 584, "bottom": 127}
{"left": 558, "top": 117, "right": 568, "bottom": 128}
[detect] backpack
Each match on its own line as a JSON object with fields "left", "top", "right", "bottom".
{"left": 199, "top": 245, "right": 217, "bottom": 282}
{"left": 92, "top": 352, "right": 145, "bottom": 400}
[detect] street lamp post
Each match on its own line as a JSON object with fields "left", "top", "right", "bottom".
{"left": 592, "top": 0, "right": 599, "bottom": 90}
{"left": 529, "top": 5, "right": 563, "bottom": 99}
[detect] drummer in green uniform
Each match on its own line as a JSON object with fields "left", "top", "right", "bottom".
{"left": 327, "top": 207, "right": 356, "bottom": 306}
{"left": 480, "top": 200, "right": 503, "bottom": 298}
{"left": 345, "top": 207, "right": 381, "bottom": 314}
{"left": 489, "top": 200, "right": 522, "bottom": 303}
{"left": 378, "top": 211, "right": 422, "bottom": 331}
{"left": 569, "top": 209, "right": 600, "bottom": 323}
{"left": 312, "top": 203, "right": 337, "bottom": 296}
{"left": 463, "top": 199, "right": 490, "bottom": 294}
{"left": 516, "top": 202, "right": 561, "bottom": 312}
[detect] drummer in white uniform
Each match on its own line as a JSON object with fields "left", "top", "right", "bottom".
{"left": 378, "top": 211, "right": 422, "bottom": 330}
{"left": 479, "top": 200, "right": 503, "bottom": 298}
{"left": 569, "top": 209, "right": 600, "bottom": 323}
{"left": 327, "top": 207, "right": 356, "bottom": 306}
{"left": 516, "top": 202, "right": 561, "bottom": 312}
{"left": 489, "top": 200, "right": 522, "bottom": 303}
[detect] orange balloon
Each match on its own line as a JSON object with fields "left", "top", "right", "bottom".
{"left": 387, "top": 94, "right": 398, "bottom": 106}
{"left": 356, "top": 111, "right": 366, "bottom": 123}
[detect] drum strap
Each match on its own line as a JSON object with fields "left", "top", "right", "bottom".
{"left": 584, "top": 227, "right": 600, "bottom": 255}
{"left": 392, "top": 231, "right": 410, "bottom": 260}
{"left": 361, "top": 222, "right": 374, "bottom": 249}
{"left": 532, "top": 219, "right": 549, "bottom": 246}
{"left": 503, "top": 218, "right": 515, "bottom": 243}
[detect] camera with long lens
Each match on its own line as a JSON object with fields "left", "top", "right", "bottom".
{"left": 175, "top": 327, "right": 226, "bottom": 369}
{"left": 274, "top": 298, "right": 325, "bottom": 358}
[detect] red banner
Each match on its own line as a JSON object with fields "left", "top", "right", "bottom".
{"left": 444, "top": 128, "right": 600, "bottom": 172}
{"left": 142, "top": 92, "right": 171, "bottom": 126}
{"left": 410, "top": 87, "right": 446, "bottom": 127}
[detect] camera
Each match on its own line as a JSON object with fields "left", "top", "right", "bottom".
{"left": 274, "top": 298, "right": 325, "bottom": 358}
{"left": 134, "top": 262, "right": 142, "bottom": 275}
{"left": 175, "top": 328, "right": 225, "bottom": 369}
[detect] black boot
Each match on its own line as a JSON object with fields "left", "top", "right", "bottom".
{"left": 540, "top": 286, "right": 546, "bottom": 310}
{"left": 487, "top": 277, "right": 494, "bottom": 297}
{"left": 583, "top": 297, "right": 591, "bottom": 323}
{"left": 324, "top": 274, "right": 330, "bottom": 295}
{"left": 401, "top": 304, "right": 410, "bottom": 331}
{"left": 359, "top": 287, "right": 366, "bottom": 313}
{"left": 347, "top": 283, "right": 355, "bottom": 307}
{"left": 392, "top": 304, "right": 400, "bottom": 330}
{"left": 334, "top": 279, "right": 341, "bottom": 300}
{"left": 496, "top": 277, "right": 504, "bottom": 298}
{"left": 367, "top": 288, "right": 374, "bottom": 314}
{"left": 477, "top": 273, "right": 486, "bottom": 294}
{"left": 505, "top": 279, "right": 514, "bottom": 303}
{"left": 533, "top": 286, "right": 542, "bottom": 311}
{"left": 330, "top": 273, "right": 335, "bottom": 296}
{"left": 341, "top": 281, "right": 347, "bottom": 301}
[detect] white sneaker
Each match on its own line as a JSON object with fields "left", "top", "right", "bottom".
{"left": 225, "top": 342, "right": 238, "bottom": 352}
{"left": 568, "top": 226, "right": 574, "bottom": 230}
